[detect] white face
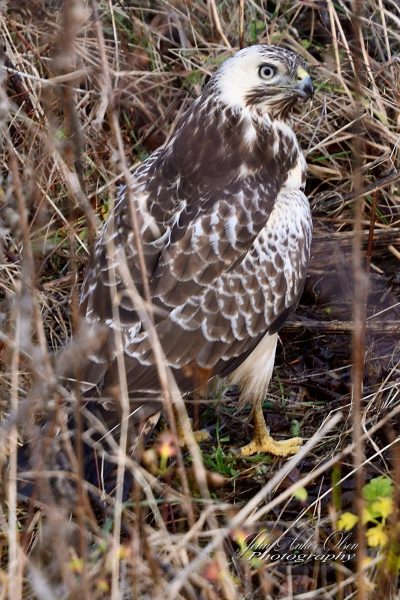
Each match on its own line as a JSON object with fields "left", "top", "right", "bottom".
{"left": 213, "top": 45, "right": 312, "bottom": 118}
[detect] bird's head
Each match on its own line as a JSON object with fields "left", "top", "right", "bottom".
{"left": 213, "top": 45, "right": 313, "bottom": 120}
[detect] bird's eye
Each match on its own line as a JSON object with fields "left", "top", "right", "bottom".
{"left": 258, "top": 64, "right": 277, "bottom": 80}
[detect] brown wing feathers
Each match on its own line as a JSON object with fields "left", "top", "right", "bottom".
{"left": 80, "top": 59, "right": 310, "bottom": 400}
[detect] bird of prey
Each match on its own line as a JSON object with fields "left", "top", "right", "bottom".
{"left": 79, "top": 44, "right": 313, "bottom": 468}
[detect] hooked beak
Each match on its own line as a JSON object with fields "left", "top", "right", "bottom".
{"left": 295, "top": 75, "right": 314, "bottom": 99}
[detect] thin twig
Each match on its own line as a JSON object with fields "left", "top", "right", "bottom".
{"left": 208, "top": 0, "right": 232, "bottom": 48}
{"left": 350, "top": 3, "right": 368, "bottom": 596}
{"left": 239, "top": 0, "right": 245, "bottom": 49}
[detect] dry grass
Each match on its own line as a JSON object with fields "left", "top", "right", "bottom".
{"left": 0, "top": 1, "right": 400, "bottom": 598}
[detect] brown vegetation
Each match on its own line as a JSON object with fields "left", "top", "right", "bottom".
{"left": 0, "top": 1, "right": 399, "bottom": 598}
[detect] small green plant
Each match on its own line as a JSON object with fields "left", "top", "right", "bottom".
{"left": 201, "top": 423, "right": 240, "bottom": 477}
{"left": 202, "top": 441, "right": 240, "bottom": 478}
{"left": 338, "top": 475, "right": 399, "bottom": 561}
{"left": 248, "top": 19, "right": 265, "bottom": 43}
{"left": 182, "top": 70, "right": 204, "bottom": 90}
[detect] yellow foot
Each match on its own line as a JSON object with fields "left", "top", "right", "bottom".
{"left": 239, "top": 433, "right": 302, "bottom": 457}
{"left": 177, "top": 426, "right": 210, "bottom": 446}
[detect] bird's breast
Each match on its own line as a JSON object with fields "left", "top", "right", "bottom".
{"left": 281, "top": 153, "right": 307, "bottom": 191}
{"left": 272, "top": 120, "right": 307, "bottom": 192}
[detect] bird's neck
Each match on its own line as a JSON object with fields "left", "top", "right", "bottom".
{"left": 152, "top": 94, "right": 299, "bottom": 198}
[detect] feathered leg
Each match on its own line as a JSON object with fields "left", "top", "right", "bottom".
{"left": 229, "top": 333, "right": 302, "bottom": 457}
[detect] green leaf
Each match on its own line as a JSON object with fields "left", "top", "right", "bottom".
{"left": 248, "top": 19, "right": 265, "bottom": 43}
{"left": 371, "top": 497, "right": 393, "bottom": 520}
{"left": 56, "top": 127, "right": 67, "bottom": 141}
{"left": 337, "top": 512, "right": 359, "bottom": 531}
{"left": 363, "top": 476, "right": 393, "bottom": 503}
{"left": 362, "top": 507, "right": 376, "bottom": 525}
{"left": 366, "top": 525, "right": 388, "bottom": 547}
{"left": 293, "top": 487, "right": 308, "bottom": 502}
{"left": 290, "top": 419, "right": 301, "bottom": 437}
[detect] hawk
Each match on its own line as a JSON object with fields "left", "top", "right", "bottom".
{"left": 79, "top": 44, "right": 313, "bottom": 471}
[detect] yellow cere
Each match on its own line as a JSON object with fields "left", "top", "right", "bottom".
{"left": 297, "top": 67, "right": 309, "bottom": 80}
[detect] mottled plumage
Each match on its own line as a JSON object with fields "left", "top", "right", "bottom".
{"left": 79, "top": 45, "right": 313, "bottom": 468}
